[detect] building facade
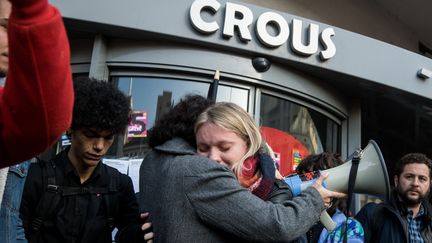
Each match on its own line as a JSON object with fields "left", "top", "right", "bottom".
{"left": 49, "top": 0, "right": 432, "bottom": 205}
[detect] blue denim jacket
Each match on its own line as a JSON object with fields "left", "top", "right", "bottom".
{"left": 0, "top": 161, "right": 30, "bottom": 243}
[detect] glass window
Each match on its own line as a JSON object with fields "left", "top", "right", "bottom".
{"left": 260, "top": 93, "right": 341, "bottom": 175}
{"left": 216, "top": 85, "right": 249, "bottom": 110}
{"left": 108, "top": 76, "right": 249, "bottom": 158}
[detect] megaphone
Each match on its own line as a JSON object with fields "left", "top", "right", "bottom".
{"left": 284, "top": 140, "right": 390, "bottom": 230}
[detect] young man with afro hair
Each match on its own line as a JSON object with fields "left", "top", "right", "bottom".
{"left": 20, "top": 77, "right": 152, "bottom": 243}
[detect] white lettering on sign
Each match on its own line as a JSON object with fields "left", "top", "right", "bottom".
{"left": 223, "top": 2, "right": 253, "bottom": 41}
{"left": 190, "top": 0, "right": 221, "bottom": 33}
{"left": 256, "top": 11, "right": 289, "bottom": 47}
{"left": 189, "top": 0, "right": 336, "bottom": 60}
{"left": 291, "top": 18, "right": 319, "bottom": 55}
{"left": 319, "top": 27, "right": 336, "bottom": 60}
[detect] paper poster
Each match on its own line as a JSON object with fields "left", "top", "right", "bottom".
{"left": 102, "top": 159, "right": 130, "bottom": 175}
{"left": 128, "top": 111, "right": 148, "bottom": 138}
{"left": 128, "top": 159, "right": 143, "bottom": 193}
{"left": 102, "top": 158, "right": 142, "bottom": 193}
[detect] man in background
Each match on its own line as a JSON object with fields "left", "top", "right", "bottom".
{"left": 356, "top": 153, "right": 432, "bottom": 243}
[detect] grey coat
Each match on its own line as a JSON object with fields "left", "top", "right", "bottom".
{"left": 139, "top": 138, "right": 325, "bottom": 242}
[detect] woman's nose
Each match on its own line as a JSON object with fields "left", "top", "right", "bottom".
{"left": 208, "top": 150, "right": 222, "bottom": 163}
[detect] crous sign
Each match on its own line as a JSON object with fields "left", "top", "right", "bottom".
{"left": 189, "top": 0, "right": 336, "bottom": 60}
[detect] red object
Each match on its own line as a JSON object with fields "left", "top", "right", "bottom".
{"left": 0, "top": 1, "right": 73, "bottom": 166}
{"left": 260, "top": 126, "right": 309, "bottom": 176}
{"left": 304, "top": 172, "right": 314, "bottom": 180}
{"left": 128, "top": 111, "right": 148, "bottom": 138}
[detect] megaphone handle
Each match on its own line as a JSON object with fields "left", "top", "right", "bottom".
{"left": 320, "top": 210, "right": 336, "bottom": 231}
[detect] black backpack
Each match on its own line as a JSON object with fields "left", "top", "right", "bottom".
{"left": 31, "top": 159, "right": 120, "bottom": 234}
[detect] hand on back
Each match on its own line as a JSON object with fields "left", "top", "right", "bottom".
{"left": 141, "top": 212, "right": 154, "bottom": 243}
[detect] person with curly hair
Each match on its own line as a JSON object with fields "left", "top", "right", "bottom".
{"left": 292, "top": 152, "right": 348, "bottom": 243}
{"left": 356, "top": 153, "right": 432, "bottom": 243}
{"left": 147, "top": 94, "right": 213, "bottom": 149}
{"left": 140, "top": 97, "right": 344, "bottom": 242}
{"left": 20, "top": 77, "right": 152, "bottom": 243}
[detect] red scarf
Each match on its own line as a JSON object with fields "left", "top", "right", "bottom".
{"left": 238, "top": 154, "right": 275, "bottom": 200}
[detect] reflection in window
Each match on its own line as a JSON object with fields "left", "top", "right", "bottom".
{"left": 108, "top": 76, "right": 249, "bottom": 158}
{"left": 216, "top": 85, "right": 249, "bottom": 110}
{"left": 260, "top": 93, "right": 340, "bottom": 175}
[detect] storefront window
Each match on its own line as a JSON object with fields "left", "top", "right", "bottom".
{"left": 260, "top": 93, "right": 340, "bottom": 175}
{"left": 104, "top": 76, "right": 341, "bottom": 177}
{"left": 108, "top": 76, "right": 249, "bottom": 158}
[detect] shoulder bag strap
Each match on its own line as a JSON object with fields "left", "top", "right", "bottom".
{"left": 31, "top": 160, "right": 63, "bottom": 233}
{"left": 104, "top": 167, "right": 120, "bottom": 230}
{"left": 343, "top": 153, "right": 361, "bottom": 243}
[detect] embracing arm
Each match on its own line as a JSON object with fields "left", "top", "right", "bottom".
{"left": 0, "top": 0, "right": 73, "bottom": 166}
{"left": 184, "top": 164, "right": 325, "bottom": 242}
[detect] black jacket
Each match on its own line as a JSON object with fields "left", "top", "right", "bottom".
{"left": 20, "top": 149, "right": 144, "bottom": 243}
{"left": 355, "top": 191, "right": 432, "bottom": 243}
{"left": 268, "top": 179, "right": 293, "bottom": 204}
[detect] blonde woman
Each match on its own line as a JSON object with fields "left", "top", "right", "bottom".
{"left": 195, "top": 102, "right": 338, "bottom": 204}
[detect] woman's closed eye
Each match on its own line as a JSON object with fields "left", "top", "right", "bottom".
{"left": 197, "top": 145, "right": 210, "bottom": 154}
{"left": 218, "top": 145, "right": 231, "bottom": 152}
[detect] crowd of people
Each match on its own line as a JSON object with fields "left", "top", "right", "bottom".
{"left": 1, "top": 0, "right": 432, "bottom": 242}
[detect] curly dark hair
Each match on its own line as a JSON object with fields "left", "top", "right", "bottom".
{"left": 394, "top": 153, "right": 432, "bottom": 177}
{"left": 296, "top": 152, "right": 346, "bottom": 214}
{"left": 71, "top": 77, "right": 130, "bottom": 134}
{"left": 148, "top": 94, "right": 214, "bottom": 148}
{"left": 295, "top": 152, "right": 344, "bottom": 174}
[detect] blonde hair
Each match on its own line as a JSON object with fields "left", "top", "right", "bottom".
{"left": 195, "top": 102, "right": 265, "bottom": 176}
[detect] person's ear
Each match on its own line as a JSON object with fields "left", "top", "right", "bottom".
{"left": 394, "top": 175, "right": 399, "bottom": 187}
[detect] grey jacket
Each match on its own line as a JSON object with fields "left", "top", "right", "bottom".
{"left": 139, "top": 138, "right": 325, "bottom": 242}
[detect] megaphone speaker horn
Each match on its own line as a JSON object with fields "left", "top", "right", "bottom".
{"left": 283, "top": 140, "right": 390, "bottom": 231}
{"left": 285, "top": 140, "right": 391, "bottom": 201}
{"left": 323, "top": 140, "right": 390, "bottom": 201}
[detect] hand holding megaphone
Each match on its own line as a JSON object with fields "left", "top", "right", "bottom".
{"left": 284, "top": 171, "right": 345, "bottom": 231}
{"left": 284, "top": 140, "right": 391, "bottom": 231}
{"left": 312, "top": 173, "right": 347, "bottom": 205}
{"left": 284, "top": 171, "right": 344, "bottom": 230}
{"left": 312, "top": 173, "right": 347, "bottom": 231}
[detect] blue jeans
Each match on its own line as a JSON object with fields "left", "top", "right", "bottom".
{"left": 0, "top": 161, "right": 30, "bottom": 243}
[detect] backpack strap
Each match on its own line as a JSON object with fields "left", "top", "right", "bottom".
{"left": 104, "top": 167, "right": 120, "bottom": 230}
{"left": 32, "top": 160, "right": 121, "bottom": 233}
{"left": 61, "top": 187, "right": 109, "bottom": 196}
{"left": 31, "top": 160, "right": 63, "bottom": 233}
